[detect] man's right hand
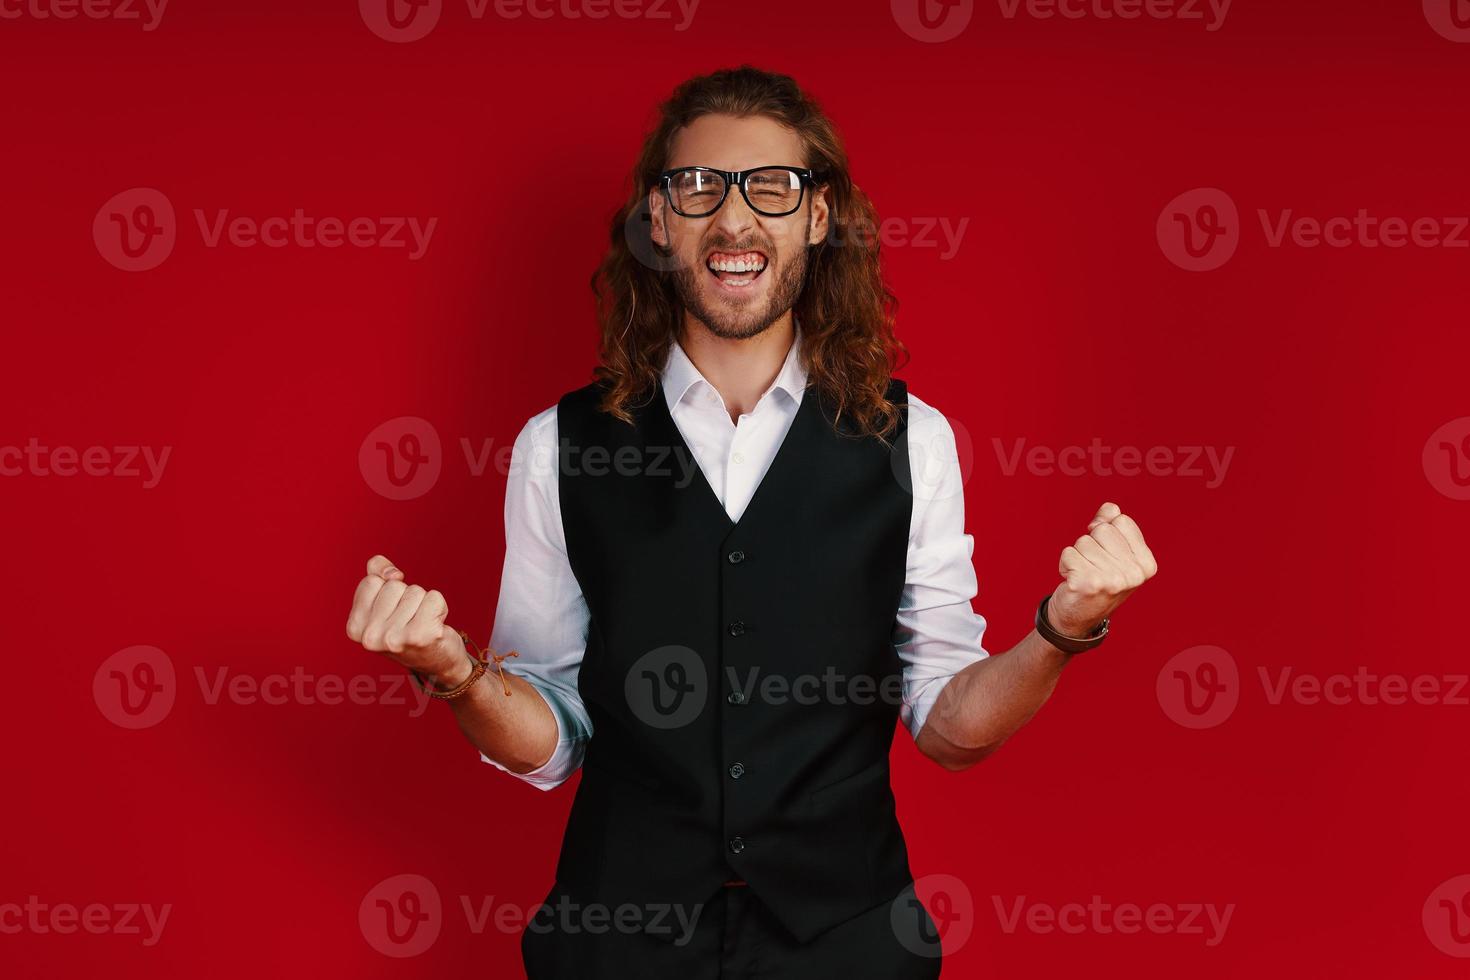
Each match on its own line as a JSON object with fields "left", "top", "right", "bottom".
{"left": 345, "top": 555, "right": 470, "bottom": 686}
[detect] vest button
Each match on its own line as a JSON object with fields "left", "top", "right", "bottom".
{"left": 727, "top": 691, "right": 746, "bottom": 705}
{"left": 728, "top": 762, "right": 746, "bottom": 779}
{"left": 727, "top": 549, "right": 745, "bottom": 564}
{"left": 728, "top": 621, "right": 747, "bottom": 637}
{"left": 729, "top": 836, "right": 746, "bottom": 854}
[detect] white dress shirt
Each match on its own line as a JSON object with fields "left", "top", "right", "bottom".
{"left": 482, "top": 325, "right": 990, "bottom": 790}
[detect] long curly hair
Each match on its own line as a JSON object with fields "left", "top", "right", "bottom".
{"left": 588, "top": 65, "right": 909, "bottom": 441}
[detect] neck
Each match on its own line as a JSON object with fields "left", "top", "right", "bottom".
{"left": 678, "top": 312, "right": 796, "bottom": 421}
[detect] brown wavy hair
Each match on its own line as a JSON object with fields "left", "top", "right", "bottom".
{"left": 588, "top": 65, "right": 909, "bottom": 441}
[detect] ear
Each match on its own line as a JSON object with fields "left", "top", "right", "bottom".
{"left": 807, "top": 181, "right": 830, "bottom": 247}
{"left": 648, "top": 187, "right": 668, "bottom": 249}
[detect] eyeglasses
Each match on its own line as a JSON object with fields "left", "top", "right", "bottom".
{"left": 658, "top": 166, "right": 827, "bottom": 218}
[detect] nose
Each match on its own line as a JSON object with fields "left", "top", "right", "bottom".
{"left": 711, "top": 180, "right": 758, "bottom": 240}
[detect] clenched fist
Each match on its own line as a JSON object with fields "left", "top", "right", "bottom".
{"left": 1048, "top": 502, "right": 1158, "bottom": 638}
{"left": 345, "top": 555, "right": 468, "bottom": 682}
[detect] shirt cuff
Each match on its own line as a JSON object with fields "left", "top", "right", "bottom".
{"left": 478, "top": 676, "right": 589, "bottom": 791}
{"left": 899, "top": 647, "right": 991, "bottom": 741}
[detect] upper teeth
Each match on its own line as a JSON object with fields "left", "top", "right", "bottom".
{"left": 708, "top": 255, "right": 766, "bottom": 273}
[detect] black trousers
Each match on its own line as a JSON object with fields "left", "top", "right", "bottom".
{"left": 521, "top": 880, "right": 944, "bottom": 979}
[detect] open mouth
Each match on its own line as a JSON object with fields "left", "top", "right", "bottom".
{"left": 706, "top": 250, "right": 769, "bottom": 291}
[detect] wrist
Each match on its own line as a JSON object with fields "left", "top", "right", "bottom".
{"left": 1035, "top": 595, "right": 1109, "bottom": 655}
{"left": 416, "top": 630, "right": 476, "bottom": 690}
{"left": 423, "top": 656, "right": 475, "bottom": 690}
{"left": 1045, "top": 605, "right": 1103, "bottom": 640}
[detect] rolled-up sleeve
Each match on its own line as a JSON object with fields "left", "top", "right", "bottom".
{"left": 478, "top": 406, "right": 593, "bottom": 790}
{"left": 893, "top": 393, "right": 990, "bottom": 740}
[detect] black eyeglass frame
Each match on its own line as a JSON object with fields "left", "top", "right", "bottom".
{"left": 657, "top": 166, "right": 829, "bottom": 218}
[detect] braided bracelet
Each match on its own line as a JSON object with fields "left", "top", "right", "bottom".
{"left": 411, "top": 630, "right": 520, "bottom": 700}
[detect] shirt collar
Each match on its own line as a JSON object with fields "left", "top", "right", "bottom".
{"left": 662, "top": 320, "right": 808, "bottom": 416}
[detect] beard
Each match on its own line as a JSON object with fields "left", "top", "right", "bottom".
{"left": 669, "top": 241, "right": 811, "bottom": 341}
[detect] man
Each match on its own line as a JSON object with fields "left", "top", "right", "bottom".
{"left": 345, "top": 66, "right": 1157, "bottom": 978}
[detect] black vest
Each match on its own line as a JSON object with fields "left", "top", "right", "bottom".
{"left": 552, "top": 375, "right": 914, "bottom": 945}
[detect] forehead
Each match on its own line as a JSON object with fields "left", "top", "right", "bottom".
{"left": 666, "top": 113, "right": 806, "bottom": 171}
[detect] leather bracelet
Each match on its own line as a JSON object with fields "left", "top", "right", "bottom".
{"left": 1035, "top": 595, "right": 1109, "bottom": 655}
{"left": 409, "top": 630, "right": 520, "bottom": 700}
{"left": 412, "top": 660, "right": 485, "bottom": 701}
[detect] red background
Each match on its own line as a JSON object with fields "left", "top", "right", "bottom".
{"left": 3, "top": 0, "right": 1469, "bottom": 975}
